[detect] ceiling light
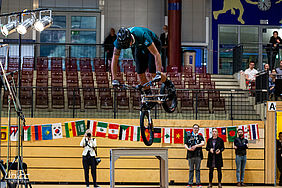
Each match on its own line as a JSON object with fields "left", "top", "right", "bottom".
{"left": 1, "top": 20, "right": 17, "bottom": 36}
{"left": 34, "top": 16, "right": 53, "bottom": 32}
{"left": 17, "top": 18, "right": 35, "bottom": 35}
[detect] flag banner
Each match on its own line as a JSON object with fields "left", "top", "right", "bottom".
{"left": 174, "top": 128, "right": 184, "bottom": 144}
{"left": 42, "top": 124, "right": 53, "bottom": 140}
{"left": 119, "top": 125, "right": 130, "bottom": 141}
{"left": 217, "top": 127, "right": 227, "bottom": 142}
{"left": 108, "top": 123, "right": 119, "bottom": 139}
{"left": 130, "top": 126, "right": 140, "bottom": 141}
{"left": 10, "top": 126, "right": 19, "bottom": 141}
{"left": 96, "top": 122, "right": 108, "bottom": 138}
{"left": 65, "top": 121, "right": 77, "bottom": 138}
{"left": 153, "top": 128, "right": 162, "bottom": 143}
{"left": 162, "top": 128, "right": 172, "bottom": 143}
{"left": 1, "top": 126, "right": 8, "bottom": 141}
{"left": 140, "top": 129, "right": 150, "bottom": 142}
{"left": 206, "top": 128, "right": 213, "bottom": 140}
{"left": 227, "top": 126, "right": 237, "bottom": 142}
{"left": 249, "top": 124, "right": 259, "bottom": 140}
{"left": 75, "top": 120, "right": 86, "bottom": 136}
{"left": 198, "top": 128, "right": 206, "bottom": 141}
{"left": 184, "top": 128, "right": 194, "bottom": 143}
{"left": 31, "top": 125, "right": 42, "bottom": 141}
{"left": 87, "top": 120, "right": 97, "bottom": 136}
{"left": 23, "top": 126, "right": 31, "bottom": 141}
{"left": 52, "top": 123, "right": 63, "bottom": 139}
{"left": 238, "top": 125, "right": 249, "bottom": 139}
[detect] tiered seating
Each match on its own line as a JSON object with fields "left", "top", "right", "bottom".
{"left": 36, "top": 57, "right": 48, "bottom": 108}
{"left": 20, "top": 57, "right": 34, "bottom": 107}
{"left": 66, "top": 58, "right": 80, "bottom": 108}
{"left": 51, "top": 57, "right": 64, "bottom": 108}
{"left": 81, "top": 63, "right": 97, "bottom": 109}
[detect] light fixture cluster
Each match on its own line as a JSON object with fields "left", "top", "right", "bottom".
{"left": 0, "top": 9, "right": 52, "bottom": 36}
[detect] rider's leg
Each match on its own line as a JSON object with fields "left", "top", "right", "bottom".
{"left": 138, "top": 73, "right": 151, "bottom": 92}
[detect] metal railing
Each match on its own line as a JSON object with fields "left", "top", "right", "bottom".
{"left": 0, "top": 86, "right": 268, "bottom": 121}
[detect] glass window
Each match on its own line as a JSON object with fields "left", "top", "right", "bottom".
{"left": 40, "top": 30, "right": 66, "bottom": 43}
{"left": 71, "top": 31, "right": 96, "bottom": 43}
{"left": 219, "top": 26, "right": 238, "bottom": 44}
{"left": 71, "top": 46, "right": 96, "bottom": 58}
{"left": 50, "top": 16, "right": 66, "bottom": 28}
{"left": 71, "top": 16, "right": 96, "bottom": 29}
{"left": 40, "top": 45, "right": 66, "bottom": 57}
{"left": 240, "top": 26, "right": 258, "bottom": 43}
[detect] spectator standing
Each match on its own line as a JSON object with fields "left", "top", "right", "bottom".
{"left": 104, "top": 28, "right": 117, "bottom": 71}
{"left": 277, "top": 132, "right": 282, "bottom": 186}
{"left": 244, "top": 61, "right": 258, "bottom": 89}
{"left": 160, "top": 25, "right": 168, "bottom": 72}
{"left": 184, "top": 124, "right": 205, "bottom": 188}
{"left": 80, "top": 129, "right": 100, "bottom": 188}
{"left": 206, "top": 128, "right": 225, "bottom": 188}
{"left": 269, "top": 69, "right": 276, "bottom": 100}
{"left": 264, "top": 63, "right": 271, "bottom": 74}
{"left": 234, "top": 128, "right": 248, "bottom": 186}
{"left": 269, "top": 31, "right": 281, "bottom": 70}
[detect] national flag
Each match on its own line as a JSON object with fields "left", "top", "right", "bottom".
{"left": 52, "top": 123, "right": 63, "bottom": 139}
{"left": 96, "top": 122, "right": 108, "bottom": 138}
{"left": 162, "top": 128, "right": 172, "bottom": 144}
{"left": 153, "top": 128, "right": 162, "bottom": 143}
{"left": 65, "top": 121, "right": 77, "bottom": 138}
{"left": 217, "top": 127, "right": 227, "bottom": 142}
{"left": 249, "top": 124, "right": 259, "bottom": 140}
{"left": 108, "top": 123, "right": 119, "bottom": 139}
{"left": 87, "top": 120, "right": 97, "bottom": 136}
{"left": 119, "top": 125, "right": 130, "bottom": 140}
{"left": 23, "top": 125, "right": 31, "bottom": 141}
{"left": 174, "top": 128, "right": 184, "bottom": 144}
{"left": 10, "top": 126, "right": 19, "bottom": 141}
{"left": 206, "top": 128, "right": 213, "bottom": 140}
{"left": 140, "top": 129, "right": 150, "bottom": 142}
{"left": 42, "top": 124, "right": 53, "bottom": 140}
{"left": 31, "top": 125, "right": 42, "bottom": 141}
{"left": 1, "top": 126, "right": 8, "bottom": 141}
{"left": 238, "top": 125, "right": 249, "bottom": 139}
{"left": 130, "top": 126, "right": 140, "bottom": 141}
{"left": 75, "top": 120, "right": 86, "bottom": 136}
{"left": 227, "top": 126, "right": 237, "bottom": 142}
{"left": 184, "top": 128, "right": 194, "bottom": 143}
{"left": 198, "top": 128, "right": 206, "bottom": 141}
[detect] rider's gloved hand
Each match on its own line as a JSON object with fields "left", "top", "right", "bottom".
{"left": 112, "top": 79, "right": 120, "bottom": 87}
{"left": 152, "top": 71, "right": 162, "bottom": 82}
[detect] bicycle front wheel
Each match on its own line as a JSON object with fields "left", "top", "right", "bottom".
{"left": 160, "top": 81, "right": 177, "bottom": 113}
{"left": 140, "top": 110, "right": 154, "bottom": 146}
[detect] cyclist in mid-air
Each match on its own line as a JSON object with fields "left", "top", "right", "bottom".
{"left": 111, "top": 27, "right": 173, "bottom": 94}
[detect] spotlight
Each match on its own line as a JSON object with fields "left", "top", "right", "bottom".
{"left": 34, "top": 16, "right": 53, "bottom": 32}
{"left": 16, "top": 18, "right": 35, "bottom": 35}
{"left": 1, "top": 20, "right": 17, "bottom": 36}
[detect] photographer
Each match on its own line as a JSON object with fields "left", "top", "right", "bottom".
{"left": 184, "top": 124, "right": 205, "bottom": 188}
{"left": 80, "top": 129, "right": 99, "bottom": 188}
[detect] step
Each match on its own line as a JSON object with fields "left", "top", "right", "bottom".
{"left": 215, "top": 82, "right": 240, "bottom": 86}
{"left": 212, "top": 78, "right": 238, "bottom": 83}
{"left": 211, "top": 74, "right": 234, "bottom": 79}
{"left": 215, "top": 85, "right": 241, "bottom": 89}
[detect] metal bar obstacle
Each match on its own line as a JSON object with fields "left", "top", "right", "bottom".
{"left": 110, "top": 148, "right": 168, "bottom": 188}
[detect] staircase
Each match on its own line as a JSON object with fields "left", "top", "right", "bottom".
{"left": 211, "top": 74, "right": 261, "bottom": 121}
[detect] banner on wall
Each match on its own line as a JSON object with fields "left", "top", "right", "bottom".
{"left": 277, "top": 112, "right": 282, "bottom": 139}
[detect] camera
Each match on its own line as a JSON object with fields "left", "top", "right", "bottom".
{"left": 87, "top": 133, "right": 91, "bottom": 137}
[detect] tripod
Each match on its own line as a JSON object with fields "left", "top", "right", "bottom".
{"left": 0, "top": 45, "right": 31, "bottom": 188}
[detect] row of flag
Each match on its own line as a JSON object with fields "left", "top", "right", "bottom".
{"left": 0, "top": 119, "right": 260, "bottom": 144}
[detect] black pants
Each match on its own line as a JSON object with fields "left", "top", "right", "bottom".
{"left": 161, "top": 48, "right": 167, "bottom": 72}
{"left": 209, "top": 167, "right": 222, "bottom": 183}
{"left": 278, "top": 160, "right": 282, "bottom": 184}
{"left": 83, "top": 155, "right": 97, "bottom": 187}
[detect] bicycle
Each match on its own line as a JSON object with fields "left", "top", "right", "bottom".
{"left": 118, "top": 79, "right": 177, "bottom": 146}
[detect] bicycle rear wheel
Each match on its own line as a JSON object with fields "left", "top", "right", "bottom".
{"left": 140, "top": 110, "right": 154, "bottom": 146}
{"left": 160, "top": 80, "right": 177, "bottom": 113}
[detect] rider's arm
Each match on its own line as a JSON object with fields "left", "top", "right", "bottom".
{"left": 147, "top": 43, "right": 162, "bottom": 72}
{"left": 111, "top": 47, "right": 121, "bottom": 80}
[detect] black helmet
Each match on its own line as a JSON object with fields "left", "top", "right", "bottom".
{"left": 117, "top": 27, "right": 131, "bottom": 49}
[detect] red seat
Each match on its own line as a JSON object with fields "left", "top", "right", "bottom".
{"left": 36, "top": 57, "right": 48, "bottom": 71}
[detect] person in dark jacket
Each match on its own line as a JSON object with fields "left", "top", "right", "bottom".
{"left": 104, "top": 28, "right": 117, "bottom": 70}
{"left": 184, "top": 124, "right": 205, "bottom": 188}
{"left": 277, "top": 132, "right": 282, "bottom": 185}
{"left": 234, "top": 128, "right": 248, "bottom": 186}
{"left": 206, "top": 128, "right": 225, "bottom": 188}
{"left": 269, "top": 31, "right": 281, "bottom": 70}
{"left": 160, "top": 25, "right": 168, "bottom": 72}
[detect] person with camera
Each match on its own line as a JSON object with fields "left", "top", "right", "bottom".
{"left": 184, "top": 124, "right": 205, "bottom": 188}
{"left": 206, "top": 128, "right": 225, "bottom": 188}
{"left": 80, "top": 129, "right": 99, "bottom": 188}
